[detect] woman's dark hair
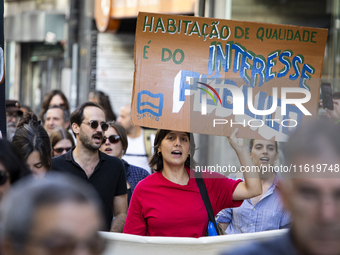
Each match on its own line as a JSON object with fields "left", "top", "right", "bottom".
{"left": 12, "top": 112, "right": 52, "bottom": 171}
{"left": 20, "top": 104, "right": 33, "bottom": 115}
{"left": 49, "top": 127, "right": 75, "bottom": 157}
{"left": 249, "top": 139, "right": 278, "bottom": 153}
{"left": 107, "top": 122, "right": 128, "bottom": 155}
{"left": 149, "top": 129, "right": 196, "bottom": 172}
{"left": 0, "top": 139, "right": 31, "bottom": 184}
{"left": 90, "top": 90, "right": 117, "bottom": 121}
{"left": 40, "top": 90, "right": 70, "bottom": 122}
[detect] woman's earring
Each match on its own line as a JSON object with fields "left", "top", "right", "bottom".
{"left": 187, "top": 154, "right": 191, "bottom": 158}
{"left": 157, "top": 151, "right": 162, "bottom": 156}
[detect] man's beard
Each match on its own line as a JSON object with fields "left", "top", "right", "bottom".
{"left": 79, "top": 129, "right": 102, "bottom": 151}
{"left": 7, "top": 123, "right": 16, "bottom": 140}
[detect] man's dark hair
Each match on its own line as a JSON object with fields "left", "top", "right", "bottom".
{"left": 70, "top": 102, "right": 105, "bottom": 137}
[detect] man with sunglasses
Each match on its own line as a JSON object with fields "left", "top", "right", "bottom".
{"left": 51, "top": 102, "right": 127, "bottom": 232}
{"left": 1, "top": 173, "right": 108, "bottom": 255}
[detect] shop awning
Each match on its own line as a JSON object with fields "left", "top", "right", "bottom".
{"left": 95, "top": 0, "right": 196, "bottom": 32}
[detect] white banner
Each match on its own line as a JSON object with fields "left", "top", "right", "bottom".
{"left": 100, "top": 229, "right": 287, "bottom": 255}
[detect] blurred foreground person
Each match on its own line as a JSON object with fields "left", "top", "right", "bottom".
{"left": 0, "top": 140, "right": 31, "bottom": 202}
{"left": 12, "top": 113, "right": 52, "bottom": 178}
{"left": 222, "top": 120, "right": 340, "bottom": 255}
{"left": 0, "top": 173, "right": 107, "bottom": 255}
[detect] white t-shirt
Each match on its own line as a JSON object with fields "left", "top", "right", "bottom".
{"left": 122, "top": 129, "right": 152, "bottom": 174}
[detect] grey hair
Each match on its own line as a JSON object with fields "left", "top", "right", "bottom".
{"left": 44, "top": 105, "right": 70, "bottom": 123}
{"left": 283, "top": 119, "right": 340, "bottom": 165}
{"left": 0, "top": 173, "right": 104, "bottom": 252}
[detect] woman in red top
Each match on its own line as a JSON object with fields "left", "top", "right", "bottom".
{"left": 123, "top": 129, "right": 261, "bottom": 237}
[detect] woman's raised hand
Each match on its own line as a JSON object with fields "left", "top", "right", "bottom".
{"left": 228, "top": 129, "right": 262, "bottom": 200}
{"left": 228, "top": 128, "right": 245, "bottom": 153}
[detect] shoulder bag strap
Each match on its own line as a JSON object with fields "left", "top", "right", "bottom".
{"left": 195, "top": 171, "right": 220, "bottom": 235}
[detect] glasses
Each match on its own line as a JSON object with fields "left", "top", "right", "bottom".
{"left": 54, "top": 147, "right": 72, "bottom": 154}
{"left": 102, "top": 135, "right": 121, "bottom": 144}
{"left": 6, "top": 113, "right": 19, "bottom": 120}
{"left": 82, "top": 120, "right": 108, "bottom": 131}
{"left": 30, "top": 235, "right": 107, "bottom": 255}
{"left": 0, "top": 171, "right": 8, "bottom": 186}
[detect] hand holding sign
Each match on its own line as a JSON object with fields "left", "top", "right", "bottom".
{"left": 228, "top": 128, "right": 244, "bottom": 152}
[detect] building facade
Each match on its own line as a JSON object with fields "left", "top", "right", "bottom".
{"left": 4, "top": 0, "right": 338, "bottom": 168}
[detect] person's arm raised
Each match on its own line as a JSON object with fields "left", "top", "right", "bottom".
{"left": 322, "top": 99, "right": 340, "bottom": 120}
{"left": 228, "top": 129, "right": 262, "bottom": 201}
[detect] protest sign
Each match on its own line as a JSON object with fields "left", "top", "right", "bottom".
{"left": 131, "top": 12, "right": 328, "bottom": 141}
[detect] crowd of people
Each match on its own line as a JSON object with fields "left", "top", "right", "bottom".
{"left": 1, "top": 89, "right": 340, "bottom": 255}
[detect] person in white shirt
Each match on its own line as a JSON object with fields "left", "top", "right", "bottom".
{"left": 117, "top": 104, "right": 155, "bottom": 174}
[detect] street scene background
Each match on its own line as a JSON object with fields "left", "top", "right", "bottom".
{"left": 3, "top": 0, "right": 338, "bottom": 170}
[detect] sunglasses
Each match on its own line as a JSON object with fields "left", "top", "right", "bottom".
{"left": 102, "top": 135, "right": 121, "bottom": 144}
{"left": 54, "top": 147, "right": 72, "bottom": 154}
{"left": 0, "top": 171, "right": 9, "bottom": 186}
{"left": 82, "top": 120, "right": 108, "bottom": 131}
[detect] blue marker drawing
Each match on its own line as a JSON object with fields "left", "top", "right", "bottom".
{"left": 137, "top": 90, "right": 164, "bottom": 117}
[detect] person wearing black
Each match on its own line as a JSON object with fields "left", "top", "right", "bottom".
{"left": 51, "top": 102, "right": 127, "bottom": 232}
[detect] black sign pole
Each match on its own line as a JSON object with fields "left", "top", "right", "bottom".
{"left": 0, "top": 0, "right": 5, "bottom": 139}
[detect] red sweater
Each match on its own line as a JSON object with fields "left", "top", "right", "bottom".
{"left": 123, "top": 167, "right": 243, "bottom": 237}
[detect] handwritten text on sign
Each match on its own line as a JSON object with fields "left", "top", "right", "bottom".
{"left": 131, "top": 12, "right": 328, "bottom": 141}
